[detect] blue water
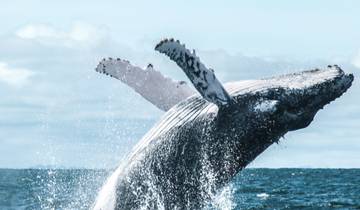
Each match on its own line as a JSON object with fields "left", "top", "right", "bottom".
{"left": 0, "top": 169, "right": 359, "bottom": 210}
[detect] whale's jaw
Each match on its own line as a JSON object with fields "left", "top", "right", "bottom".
{"left": 277, "top": 65, "right": 354, "bottom": 131}
{"left": 226, "top": 65, "right": 354, "bottom": 132}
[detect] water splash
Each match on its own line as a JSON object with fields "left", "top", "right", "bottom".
{"left": 210, "top": 185, "right": 236, "bottom": 210}
{"left": 200, "top": 152, "right": 236, "bottom": 210}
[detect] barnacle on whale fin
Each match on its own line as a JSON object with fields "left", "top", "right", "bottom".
{"left": 147, "top": 63, "right": 153, "bottom": 69}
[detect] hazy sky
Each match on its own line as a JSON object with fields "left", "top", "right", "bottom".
{"left": 0, "top": 0, "right": 359, "bottom": 168}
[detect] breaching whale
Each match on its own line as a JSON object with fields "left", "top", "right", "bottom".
{"left": 93, "top": 39, "right": 354, "bottom": 210}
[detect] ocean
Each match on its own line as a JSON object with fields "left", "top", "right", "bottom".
{"left": 0, "top": 169, "right": 359, "bottom": 210}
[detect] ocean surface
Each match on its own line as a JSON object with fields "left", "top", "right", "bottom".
{"left": 0, "top": 168, "right": 359, "bottom": 210}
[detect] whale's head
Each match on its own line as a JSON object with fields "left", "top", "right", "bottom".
{"left": 227, "top": 65, "right": 354, "bottom": 133}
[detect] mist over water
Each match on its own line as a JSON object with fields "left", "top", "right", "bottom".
{"left": 0, "top": 169, "right": 108, "bottom": 209}
{"left": 1, "top": 168, "right": 359, "bottom": 210}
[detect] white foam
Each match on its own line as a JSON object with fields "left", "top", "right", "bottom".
{"left": 256, "top": 193, "right": 270, "bottom": 200}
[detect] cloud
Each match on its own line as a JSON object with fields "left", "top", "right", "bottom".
{"left": 0, "top": 62, "right": 34, "bottom": 87}
{"left": 15, "top": 22, "right": 109, "bottom": 48}
{"left": 351, "top": 50, "right": 360, "bottom": 68}
{"left": 15, "top": 24, "right": 59, "bottom": 39}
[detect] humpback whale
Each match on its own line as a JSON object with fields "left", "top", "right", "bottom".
{"left": 93, "top": 39, "right": 354, "bottom": 210}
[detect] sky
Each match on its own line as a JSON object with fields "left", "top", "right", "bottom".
{"left": 0, "top": 0, "right": 359, "bottom": 168}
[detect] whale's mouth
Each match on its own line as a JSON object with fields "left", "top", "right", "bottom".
{"left": 280, "top": 65, "right": 354, "bottom": 130}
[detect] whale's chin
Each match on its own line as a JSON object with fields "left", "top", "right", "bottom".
{"left": 283, "top": 67, "right": 353, "bottom": 131}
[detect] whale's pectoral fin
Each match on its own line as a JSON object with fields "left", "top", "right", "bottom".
{"left": 155, "top": 38, "right": 232, "bottom": 106}
{"left": 95, "top": 58, "right": 195, "bottom": 111}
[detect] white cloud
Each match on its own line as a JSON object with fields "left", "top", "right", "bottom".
{"left": 68, "top": 22, "right": 104, "bottom": 43}
{"left": 0, "top": 62, "right": 34, "bottom": 87}
{"left": 15, "top": 22, "right": 109, "bottom": 48}
{"left": 15, "top": 24, "right": 59, "bottom": 39}
{"left": 352, "top": 50, "right": 360, "bottom": 68}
